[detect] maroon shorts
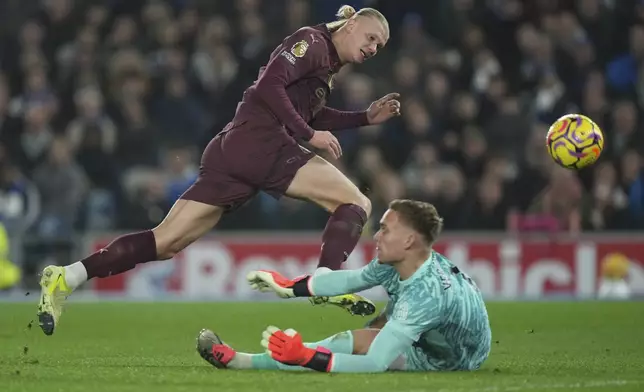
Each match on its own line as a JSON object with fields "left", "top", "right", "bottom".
{"left": 180, "top": 126, "right": 314, "bottom": 212}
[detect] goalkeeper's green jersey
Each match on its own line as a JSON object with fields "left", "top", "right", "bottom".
{"left": 309, "top": 251, "right": 492, "bottom": 372}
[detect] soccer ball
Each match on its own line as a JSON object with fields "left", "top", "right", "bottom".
{"left": 546, "top": 114, "right": 604, "bottom": 169}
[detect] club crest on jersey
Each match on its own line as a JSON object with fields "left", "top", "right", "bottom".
{"left": 393, "top": 302, "right": 409, "bottom": 320}
{"left": 291, "top": 40, "right": 309, "bottom": 58}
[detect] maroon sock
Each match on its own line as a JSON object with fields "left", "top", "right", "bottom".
{"left": 81, "top": 230, "right": 157, "bottom": 279}
{"left": 318, "top": 204, "right": 368, "bottom": 270}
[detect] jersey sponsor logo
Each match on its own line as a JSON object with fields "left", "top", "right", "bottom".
{"left": 280, "top": 50, "right": 297, "bottom": 65}
{"left": 291, "top": 40, "right": 309, "bottom": 57}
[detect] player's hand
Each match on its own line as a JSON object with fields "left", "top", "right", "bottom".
{"left": 309, "top": 130, "right": 342, "bottom": 159}
{"left": 247, "top": 270, "right": 308, "bottom": 298}
{"left": 261, "top": 326, "right": 317, "bottom": 366}
{"left": 366, "top": 93, "right": 401, "bottom": 125}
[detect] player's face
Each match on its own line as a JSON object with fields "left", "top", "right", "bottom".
{"left": 345, "top": 16, "right": 388, "bottom": 64}
{"left": 373, "top": 209, "right": 413, "bottom": 264}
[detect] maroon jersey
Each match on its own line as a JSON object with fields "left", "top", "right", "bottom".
{"left": 181, "top": 26, "right": 371, "bottom": 211}
{"left": 225, "top": 24, "right": 369, "bottom": 142}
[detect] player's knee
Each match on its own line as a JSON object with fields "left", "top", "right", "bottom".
{"left": 333, "top": 194, "right": 371, "bottom": 220}
{"left": 353, "top": 194, "right": 372, "bottom": 218}
{"left": 152, "top": 228, "right": 187, "bottom": 260}
{"left": 351, "top": 328, "right": 379, "bottom": 355}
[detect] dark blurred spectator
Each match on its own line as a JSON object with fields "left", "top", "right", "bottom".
{"left": 0, "top": 147, "right": 39, "bottom": 235}
{"left": 121, "top": 169, "right": 172, "bottom": 229}
{"left": 0, "top": 74, "right": 21, "bottom": 145}
{"left": 151, "top": 73, "right": 210, "bottom": 144}
{"left": 66, "top": 86, "right": 117, "bottom": 155}
{"left": 434, "top": 164, "right": 468, "bottom": 230}
{"left": 606, "top": 24, "right": 644, "bottom": 95}
{"left": 465, "top": 174, "right": 510, "bottom": 231}
{"left": 4, "top": 102, "right": 54, "bottom": 175}
{"left": 605, "top": 100, "right": 644, "bottom": 161}
{"left": 529, "top": 167, "right": 584, "bottom": 233}
{"left": 191, "top": 16, "right": 238, "bottom": 104}
{"left": 116, "top": 97, "right": 159, "bottom": 168}
{"left": 0, "top": 0, "right": 641, "bottom": 236}
{"left": 32, "top": 137, "right": 87, "bottom": 238}
{"left": 163, "top": 145, "right": 198, "bottom": 205}
{"left": 66, "top": 85, "right": 120, "bottom": 192}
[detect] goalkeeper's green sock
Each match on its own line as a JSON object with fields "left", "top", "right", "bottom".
{"left": 228, "top": 331, "right": 354, "bottom": 370}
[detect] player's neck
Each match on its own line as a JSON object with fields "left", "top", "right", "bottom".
{"left": 396, "top": 248, "right": 431, "bottom": 280}
{"left": 330, "top": 32, "right": 348, "bottom": 64}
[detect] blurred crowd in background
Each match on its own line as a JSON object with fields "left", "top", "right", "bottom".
{"left": 1, "top": 0, "right": 644, "bottom": 244}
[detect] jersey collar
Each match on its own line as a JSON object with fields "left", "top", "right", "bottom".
{"left": 315, "top": 24, "right": 342, "bottom": 72}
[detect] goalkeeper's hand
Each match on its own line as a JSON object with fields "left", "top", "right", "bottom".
{"left": 261, "top": 326, "right": 332, "bottom": 372}
{"left": 246, "top": 270, "right": 312, "bottom": 298}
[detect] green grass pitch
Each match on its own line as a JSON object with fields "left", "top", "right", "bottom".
{"left": 1, "top": 301, "right": 643, "bottom": 392}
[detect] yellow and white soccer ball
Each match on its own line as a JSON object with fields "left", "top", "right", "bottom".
{"left": 546, "top": 114, "right": 604, "bottom": 169}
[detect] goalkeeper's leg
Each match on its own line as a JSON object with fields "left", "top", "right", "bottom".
{"left": 232, "top": 330, "right": 356, "bottom": 370}
{"left": 198, "top": 328, "right": 379, "bottom": 370}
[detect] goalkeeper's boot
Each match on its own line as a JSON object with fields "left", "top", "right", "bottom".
{"left": 309, "top": 294, "right": 376, "bottom": 317}
{"left": 196, "top": 329, "right": 236, "bottom": 369}
{"left": 37, "top": 265, "right": 73, "bottom": 336}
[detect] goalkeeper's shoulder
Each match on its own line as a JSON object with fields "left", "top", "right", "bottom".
{"left": 360, "top": 257, "right": 396, "bottom": 281}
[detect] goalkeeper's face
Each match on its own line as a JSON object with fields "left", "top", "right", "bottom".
{"left": 374, "top": 209, "right": 414, "bottom": 264}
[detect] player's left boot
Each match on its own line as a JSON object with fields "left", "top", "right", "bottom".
{"left": 196, "top": 329, "right": 236, "bottom": 369}
{"left": 37, "top": 265, "right": 73, "bottom": 336}
{"left": 309, "top": 294, "right": 376, "bottom": 317}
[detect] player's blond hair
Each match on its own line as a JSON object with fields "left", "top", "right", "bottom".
{"left": 326, "top": 5, "right": 389, "bottom": 37}
{"left": 388, "top": 199, "right": 444, "bottom": 246}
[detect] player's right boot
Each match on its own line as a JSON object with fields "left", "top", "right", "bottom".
{"left": 37, "top": 265, "right": 72, "bottom": 336}
{"left": 196, "top": 328, "right": 236, "bottom": 369}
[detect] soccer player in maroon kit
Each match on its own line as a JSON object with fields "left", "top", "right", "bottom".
{"left": 37, "top": 5, "right": 400, "bottom": 335}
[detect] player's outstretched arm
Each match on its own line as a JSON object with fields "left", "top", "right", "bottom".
{"left": 247, "top": 259, "right": 386, "bottom": 299}
{"left": 309, "top": 93, "right": 401, "bottom": 131}
{"left": 309, "top": 106, "right": 369, "bottom": 131}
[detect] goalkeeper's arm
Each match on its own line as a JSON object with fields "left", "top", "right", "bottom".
{"left": 286, "top": 320, "right": 413, "bottom": 373}
{"left": 326, "top": 321, "right": 413, "bottom": 372}
{"left": 248, "top": 261, "right": 383, "bottom": 298}
{"left": 298, "top": 267, "right": 379, "bottom": 297}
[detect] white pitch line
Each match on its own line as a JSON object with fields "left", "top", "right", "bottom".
{"left": 422, "top": 380, "right": 642, "bottom": 392}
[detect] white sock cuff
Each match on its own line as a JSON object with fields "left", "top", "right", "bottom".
{"left": 63, "top": 261, "right": 88, "bottom": 290}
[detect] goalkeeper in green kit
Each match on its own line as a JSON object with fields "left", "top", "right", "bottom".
{"left": 196, "top": 199, "right": 492, "bottom": 373}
